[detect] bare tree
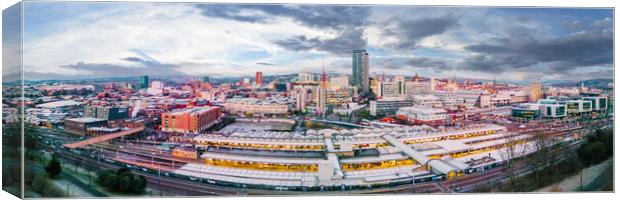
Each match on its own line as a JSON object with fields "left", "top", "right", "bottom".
{"left": 528, "top": 131, "right": 553, "bottom": 186}
{"left": 498, "top": 131, "right": 528, "bottom": 189}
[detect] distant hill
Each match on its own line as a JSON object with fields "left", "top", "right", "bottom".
{"left": 550, "top": 78, "right": 613, "bottom": 88}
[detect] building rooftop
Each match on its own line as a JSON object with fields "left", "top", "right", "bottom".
{"left": 66, "top": 117, "right": 106, "bottom": 123}
{"left": 36, "top": 100, "right": 83, "bottom": 109}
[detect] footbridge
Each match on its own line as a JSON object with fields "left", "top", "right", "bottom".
{"left": 64, "top": 126, "right": 145, "bottom": 149}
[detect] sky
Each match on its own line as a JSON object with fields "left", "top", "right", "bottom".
{"left": 5, "top": 2, "right": 614, "bottom": 82}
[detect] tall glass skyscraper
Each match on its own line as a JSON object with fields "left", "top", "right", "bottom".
{"left": 352, "top": 49, "right": 369, "bottom": 94}
{"left": 139, "top": 75, "right": 149, "bottom": 89}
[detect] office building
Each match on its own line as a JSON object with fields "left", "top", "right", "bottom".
{"left": 298, "top": 72, "right": 313, "bottom": 82}
{"left": 412, "top": 94, "right": 443, "bottom": 108}
{"left": 396, "top": 106, "right": 447, "bottom": 126}
{"left": 511, "top": 103, "right": 541, "bottom": 121}
{"left": 84, "top": 106, "right": 129, "bottom": 120}
{"left": 147, "top": 80, "right": 164, "bottom": 95}
{"left": 404, "top": 79, "right": 434, "bottom": 95}
{"left": 540, "top": 104, "right": 567, "bottom": 118}
{"left": 582, "top": 96, "right": 607, "bottom": 111}
{"left": 139, "top": 75, "right": 149, "bottom": 89}
{"left": 161, "top": 107, "right": 222, "bottom": 134}
{"left": 369, "top": 99, "right": 415, "bottom": 116}
{"left": 224, "top": 98, "right": 289, "bottom": 117}
{"left": 566, "top": 100, "right": 592, "bottom": 114}
{"left": 352, "top": 49, "right": 369, "bottom": 94}
{"left": 370, "top": 77, "right": 381, "bottom": 98}
{"left": 256, "top": 71, "right": 263, "bottom": 85}
{"left": 64, "top": 117, "right": 108, "bottom": 135}
{"left": 529, "top": 80, "right": 541, "bottom": 102}
{"left": 201, "top": 75, "right": 210, "bottom": 83}
{"left": 295, "top": 88, "right": 307, "bottom": 112}
{"left": 380, "top": 82, "right": 400, "bottom": 97}
{"left": 395, "top": 76, "right": 405, "bottom": 95}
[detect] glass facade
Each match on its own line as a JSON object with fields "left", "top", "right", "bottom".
{"left": 583, "top": 101, "right": 592, "bottom": 111}
{"left": 139, "top": 75, "right": 149, "bottom": 89}
{"left": 556, "top": 106, "right": 566, "bottom": 116}
{"left": 567, "top": 102, "right": 579, "bottom": 113}
{"left": 352, "top": 49, "right": 369, "bottom": 94}
{"left": 511, "top": 109, "right": 540, "bottom": 120}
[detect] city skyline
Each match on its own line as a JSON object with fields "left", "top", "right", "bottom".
{"left": 2, "top": 2, "right": 613, "bottom": 82}
{"left": 2, "top": 2, "right": 615, "bottom": 197}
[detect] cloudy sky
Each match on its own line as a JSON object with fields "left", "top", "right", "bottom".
{"left": 7, "top": 2, "right": 614, "bottom": 81}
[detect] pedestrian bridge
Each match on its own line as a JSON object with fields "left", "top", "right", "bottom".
{"left": 310, "top": 119, "right": 371, "bottom": 129}
{"left": 63, "top": 126, "right": 144, "bottom": 149}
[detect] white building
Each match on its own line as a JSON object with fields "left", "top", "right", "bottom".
{"left": 298, "top": 73, "right": 313, "bottom": 83}
{"left": 295, "top": 88, "right": 308, "bottom": 112}
{"left": 396, "top": 106, "right": 447, "bottom": 125}
{"left": 412, "top": 94, "right": 443, "bottom": 108}
{"left": 540, "top": 104, "right": 567, "bottom": 118}
{"left": 380, "top": 82, "right": 400, "bottom": 98}
{"left": 435, "top": 90, "right": 490, "bottom": 109}
{"left": 224, "top": 98, "right": 289, "bottom": 116}
{"left": 582, "top": 96, "right": 608, "bottom": 111}
{"left": 566, "top": 100, "right": 592, "bottom": 114}
{"left": 490, "top": 93, "right": 511, "bottom": 106}
{"left": 147, "top": 81, "right": 164, "bottom": 95}
{"left": 404, "top": 81, "right": 434, "bottom": 96}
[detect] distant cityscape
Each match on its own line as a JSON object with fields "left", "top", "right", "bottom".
{"left": 1, "top": 2, "right": 614, "bottom": 198}
{"left": 2, "top": 47, "right": 614, "bottom": 196}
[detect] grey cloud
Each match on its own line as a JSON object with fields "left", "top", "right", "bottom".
{"left": 120, "top": 56, "right": 177, "bottom": 68}
{"left": 583, "top": 69, "right": 614, "bottom": 79}
{"left": 375, "top": 57, "right": 451, "bottom": 73}
{"left": 195, "top": 4, "right": 369, "bottom": 29}
{"left": 460, "top": 17, "right": 613, "bottom": 76}
{"left": 256, "top": 62, "right": 275, "bottom": 66}
{"left": 59, "top": 62, "right": 185, "bottom": 77}
{"left": 459, "top": 54, "right": 539, "bottom": 73}
{"left": 319, "top": 28, "right": 367, "bottom": 55}
{"left": 196, "top": 4, "right": 370, "bottom": 55}
{"left": 55, "top": 55, "right": 192, "bottom": 79}
{"left": 274, "top": 28, "right": 367, "bottom": 55}
{"left": 405, "top": 57, "right": 451, "bottom": 72}
{"left": 272, "top": 35, "right": 321, "bottom": 51}
{"left": 383, "top": 16, "right": 459, "bottom": 50}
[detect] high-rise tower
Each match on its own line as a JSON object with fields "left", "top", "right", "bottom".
{"left": 352, "top": 49, "right": 369, "bottom": 94}
{"left": 255, "top": 71, "right": 263, "bottom": 86}
{"left": 139, "top": 75, "right": 149, "bottom": 89}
